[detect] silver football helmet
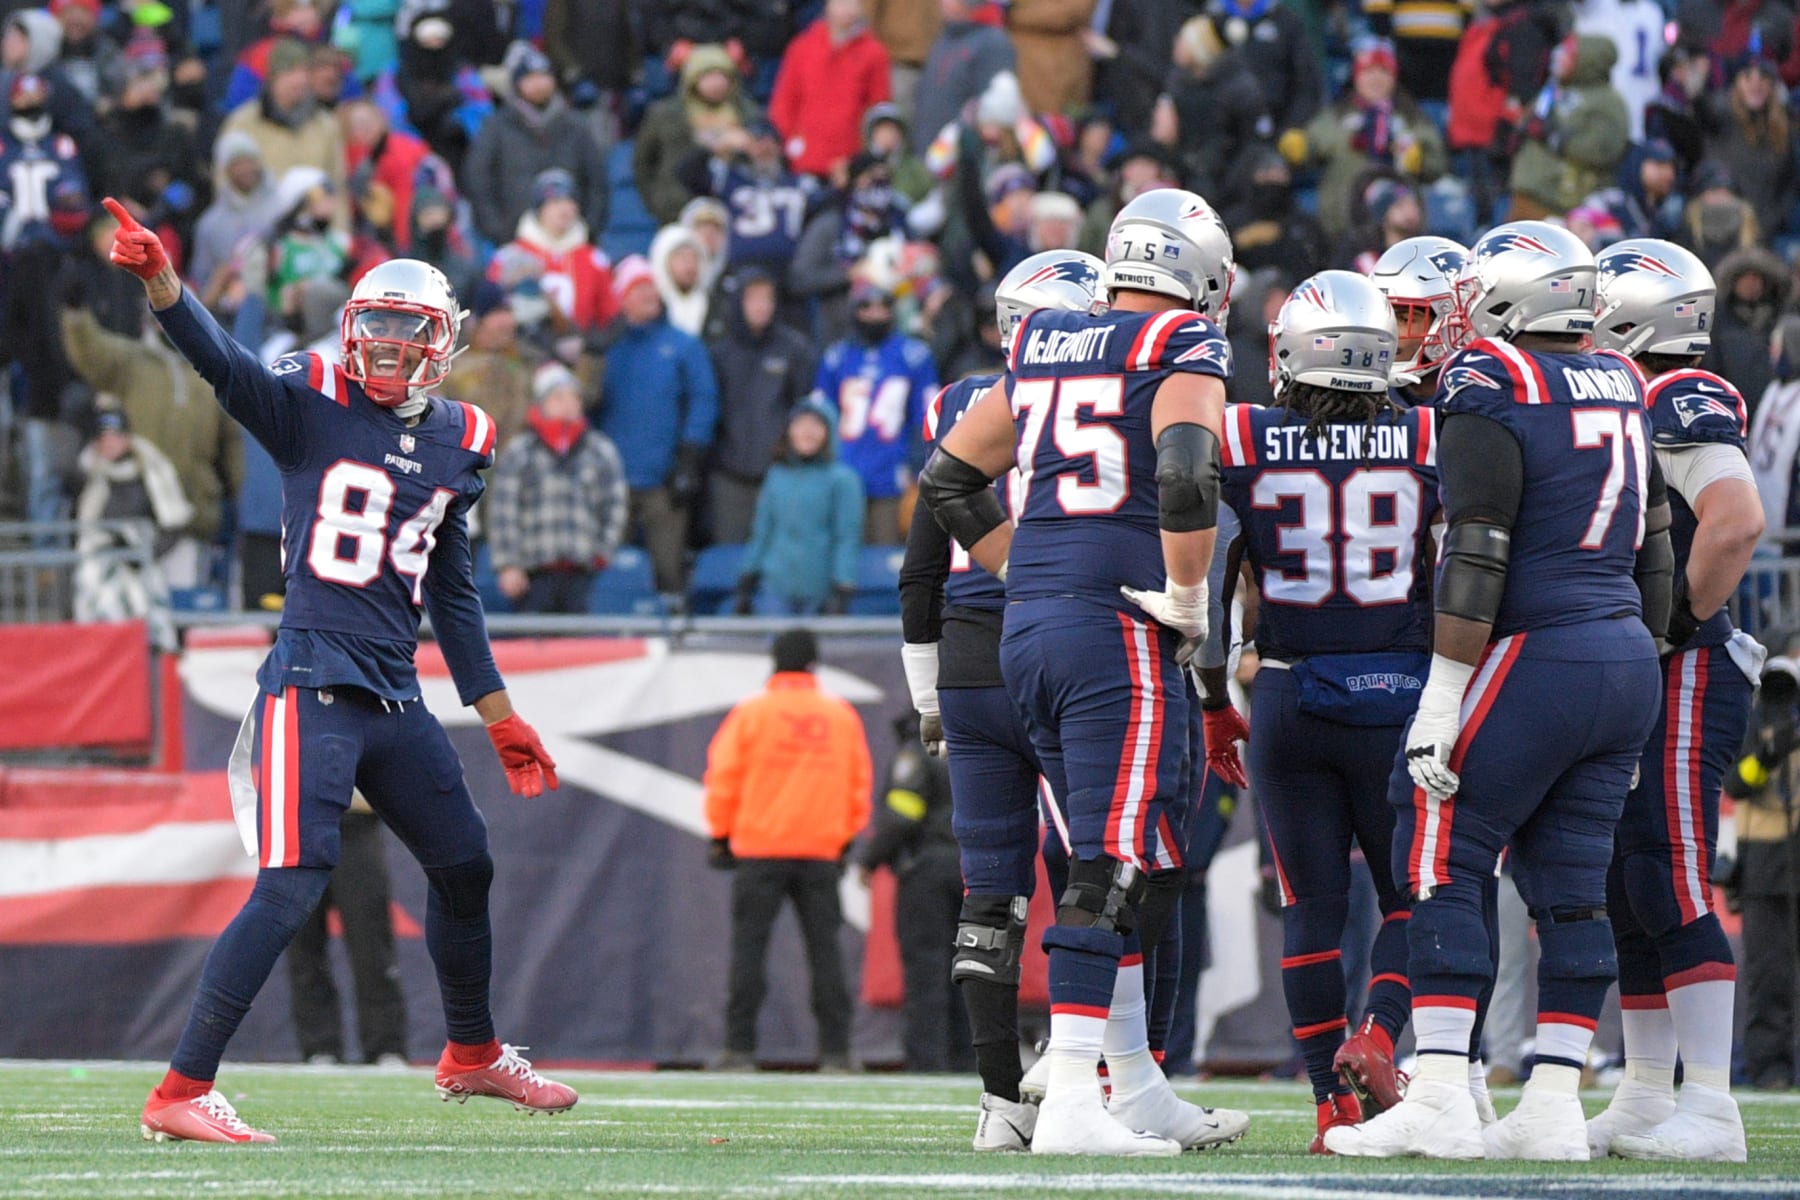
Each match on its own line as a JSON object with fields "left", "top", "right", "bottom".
{"left": 341, "top": 258, "right": 465, "bottom": 405}
{"left": 1102, "top": 188, "right": 1234, "bottom": 317}
{"left": 1593, "top": 238, "right": 1715, "bottom": 358}
{"left": 1369, "top": 235, "right": 1469, "bottom": 377}
{"left": 1457, "top": 220, "right": 1597, "bottom": 340}
{"left": 994, "top": 249, "right": 1106, "bottom": 351}
{"left": 1269, "top": 270, "right": 1399, "bottom": 398}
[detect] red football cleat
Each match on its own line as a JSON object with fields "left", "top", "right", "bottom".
{"left": 1310, "top": 1092, "right": 1362, "bottom": 1155}
{"left": 435, "top": 1044, "right": 578, "bottom": 1114}
{"left": 140, "top": 1088, "right": 276, "bottom": 1144}
{"left": 1335, "top": 1018, "right": 1406, "bottom": 1117}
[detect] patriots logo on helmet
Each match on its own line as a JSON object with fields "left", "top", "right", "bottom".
{"left": 1426, "top": 249, "right": 1466, "bottom": 276}
{"left": 1181, "top": 203, "right": 1213, "bottom": 221}
{"left": 1018, "top": 260, "right": 1100, "bottom": 289}
{"left": 1442, "top": 363, "right": 1502, "bottom": 394}
{"left": 1291, "top": 281, "right": 1328, "bottom": 310}
{"left": 1670, "top": 392, "right": 1740, "bottom": 429}
{"left": 1482, "top": 230, "right": 1557, "bottom": 256}
{"left": 1617, "top": 253, "right": 1681, "bottom": 277}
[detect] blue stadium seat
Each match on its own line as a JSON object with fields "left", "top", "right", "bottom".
{"left": 587, "top": 547, "right": 661, "bottom": 615}
{"left": 689, "top": 544, "right": 748, "bottom": 615}
{"left": 602, "top": 141, "right": 657, "bottom": 264}
{"left": 168, "top": 586, "right": 228, "bottom": 613}
{"left": 847, "top": 544, "right": 903, "bottom": 616}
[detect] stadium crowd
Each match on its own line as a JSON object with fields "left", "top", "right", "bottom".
{"left": 10, "top": 0, "right": 1800, "bottom": 619}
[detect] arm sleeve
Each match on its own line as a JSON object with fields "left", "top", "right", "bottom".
{"left": 1658, "top": 442, "right": 1755, "bottom": 504}
{"left": 831, "top": 467, "right": 865, "bottom": 587}
{"left": 421, "top": 499, "right": 506, "bottom": 706}
{"left": 1438, "top": 413, "right": 1525, "bottom": 529}
{"left": 484, "top": 448, "right": 525, "bottom": 571}
{"left": 702, "top": 707, "right": 746, "bottom": 838}
{"left": 153, "top": 287, "right": 309, "bottom": 469}
{"left": 898, "top": 481, "right": 952, "bottom": 643}
{"left": 679, "top": 337, "right": 720, "bottom": 448}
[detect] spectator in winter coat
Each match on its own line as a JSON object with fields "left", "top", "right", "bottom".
{"left": 487, "top": 363, "right": 630, "bottom": 614}
{"left": 60, "top": 303, "right": 243, "bottom": 547}
{"left": 1, "top": 8, "right": 101, "bottom": 172}
{"left": 98, "top": 47, "right": 201, "bottom": 237}
{"left": 74, "top": 407, "right": 193, "bottom": 627}
{"left": 220, "top": 0, "right": 327, "bottom": 112}
{"left": 1700, "top": 56, "right": 1799, "bottom": 247}
{"left": 463, "top": 45, "right": 610, "bottom": 249}
{"left": 868, "top": 0, "right": 941, "bottom": 112}
{"left": 812, "top": 280, "right": 935, "bottom": 543}
{"left": 734, "top": 395, "right": 865, "bottom": 614}
{"left": 1572, "top": 0, "right": 1664, "bottom": 141}
{"left": 1006, "top": 0, "right": 1097, "bottom": 116}
{"left": 1645, "top": 42, "right": 1712, "bottom": 175}
{"left": 912, "top": 0, "right": 1016, "bottom": 154}
{"left": 341, "top": 99, "right": 440, "bottom": 252}
{"left": 1508, "top": 33, "right": 1629, "bottom": 219}
{"left": 1364, "top": 0, "right": 1471, "bottom": 103}
{"left": 391, "top": 0, "right": 508, "bottom": 175}
{"left": 1588, "top": 138, "right": 1685, "bottom": 241}
{"left": 438, "top": 284, "right": 533, "bottom": 453}
{"left": 489, "top": 169, "right": 618, "bottom": 334}
{"left": 1706, "top": 246, "right": 1790, "bottom": 416}
{"left": 1287, "top": 39, "right": 1446, "bottom": 243}
{"left": 189, "top": 132, "right": 276, "bottom": 300}
{"left": 217, "top": 38, "right": 345, "bottom": 226}
{"left": 51, "top": 0, "right": 116, "bottom": 109}
{"left": 707, "top": 271, "right": 817, "bottom": 543}
{"left": 635, "top": 43, "right": 765, "bottom": 226}
{"left": 1202, "top": 0, "right": 1325, "bottom": 138}
{"left": 542, "top": 0, "right": 638, "bottom": 115}
{"left": 1153, "top": 16, "right": 1274, "bottom": 210}
{"left": 1484, "top": 0, "right": 1570, "bottom": 157}
{"left": 649, "top": 222, "right": 713, "bottom": 341}
{"left": 1223, "top": 148, "right": 1328, "bottom": 283}
{"left": 595, "top": 257, "right": 720, "bottom": 593}
{"left": 861, "top": 101, "right": 934, "bottom": 201}
{"left": 789, "top": 154, "right": 911, "bottom": 343}
{"left": 1336, "top": 173, "right": 1426, "bottom": 273}
{"left": 769, "top": 0, "right": 892, "bottom": 180}
{"left": 688, "top": 118, "right": 817, "bottom": 281}
{"left": 1681, "top": 163, "right": 1764, "bottom": 268}
{"left": 1076, "top": 138, "right": 1181, "bottom": 255}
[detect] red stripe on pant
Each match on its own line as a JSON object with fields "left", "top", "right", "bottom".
{"left": 281, "top": 687, "right": 301, "bottom": 867}
{"left": 258, "top": 692, "right": 278, "bottom": 868}
{"left": 1281, "top": 949, "right": 1343, "bottom": 970}
{"left": 1293, "top": 1017, "right": 1348, "bottom": 1040}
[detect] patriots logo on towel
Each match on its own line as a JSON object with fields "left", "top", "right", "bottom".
{"left": 1671, "top": 392, "right": 1740, "bottom": 429}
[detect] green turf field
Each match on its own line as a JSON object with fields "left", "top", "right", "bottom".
{"left": 6, "top": 1064, "right": 1800, "bottom": 1199}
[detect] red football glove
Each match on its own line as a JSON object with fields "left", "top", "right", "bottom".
{"left": 1202, "top": 704, "right": 1251, "bottom": 789}
{"left": 485, "top": 713, "right": 559, "bottom": 798}
{"left": 102, "top": 197, "right": 168, "bottom": 281}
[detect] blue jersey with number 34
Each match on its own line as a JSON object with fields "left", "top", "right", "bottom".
{"left": 1005, "top": 307, "right": 1232, "bottom": 607}
{"left": 1434, "top": 337, "right": 1651, "bottom": 638}
{"left": 156, "top": 290, "right": 503, "bottom": 705}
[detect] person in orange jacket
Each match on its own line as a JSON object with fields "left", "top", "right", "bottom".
{"left": 704, "top": 627, "right": 872, "bottom": 1071}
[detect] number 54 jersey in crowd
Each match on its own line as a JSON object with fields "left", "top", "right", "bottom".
{"left": 1219, "top": 403, "right": 1440, "bottom": 662}
{"left": 1434, "top": 337, "right": 1651, "bottom": 637}
{"left": 155, "top": 290, "right": 502, "bottom": 706}
{"left": 1004, "top": 307, "right": 1232, "bottom": 606}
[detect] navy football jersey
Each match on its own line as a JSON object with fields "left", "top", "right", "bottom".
{"left": 1435, "top": 337, "right": 1651, "bottom": 638}
{"left": 924, "top": 373, "right": 1009, "bottom": 613}
{"left": 1006, "top": 307, "right": 1232, "bottom": 605}
{"left": 157, "top": 290, "right": 503, "bottom": 704}
{"left": 1647, "top": 367, "right": 1749, "bottom": 649}
{"left": 1221, "top": 403, "right": 1440, "bottom": 660}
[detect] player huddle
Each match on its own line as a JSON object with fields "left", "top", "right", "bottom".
{"left": 909, "top": 195, "right": 1762, "bottom": 1162}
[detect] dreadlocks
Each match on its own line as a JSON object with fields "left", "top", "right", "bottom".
{"left": 1277, "top": 382, "right": 1405, "bottom": 447}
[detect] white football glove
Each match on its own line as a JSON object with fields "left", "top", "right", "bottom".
{"left": 901, "top": 642, "right": 944, "bottom": 757}
{"left": 1120, "top": 580, "right": 1208, "bottom": 641}
{"left": 1404, "top": 655, "right": 1475, "bottom": 800}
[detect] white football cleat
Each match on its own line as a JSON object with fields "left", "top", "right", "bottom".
{"left": 1321, "top": 1078, "right": 1484, "bottom": 1159}
{"left": 1108, "top": 1077, "right": 1249, "bottom": 1151}
{"left": 1032, "top": 1083, "right": 1180, "bottom": 1157}
{"left": 1610, "top": 1085, "right": 1746, "bottom": 1163}
{"left": 1483, "top": 1084, "right": 1589, "bottom": 1161}
{"left": 972, "top": 1093, "right": 1036, "bottom": 1151}
{"left": 1586, "top": 1073, "right": 1677, "bottom": 1158}
{"left": 1018, "top": 1043, "right": 1050, "bottom": 1103}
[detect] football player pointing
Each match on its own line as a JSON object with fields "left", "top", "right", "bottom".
{"left": 1328, "top": 222, "right": 1670, "bottom": 1160}
{"left": 105, "top": 199, "right": 575, "bottom": 1144}
{"left": 1587, "top": 239, "right": 1762, "bottom": 1162}
{"left": 920, "top": 189, "right": 1248, "bottom": 1156}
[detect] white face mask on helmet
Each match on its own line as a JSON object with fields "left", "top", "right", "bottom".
{"left": 339, "top": 259, "right": 463, "bottom": 408}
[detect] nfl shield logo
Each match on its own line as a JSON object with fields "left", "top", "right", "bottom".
{"left": 399, "top": 434, "right": 415, "bottom": 453}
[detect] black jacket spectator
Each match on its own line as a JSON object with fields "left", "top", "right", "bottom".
{"left": 393, "top": 0, "right": 508, "bottom": 173}
{"left": 1706, "top": 246, "right": 1790, "bottom": 412}
{"left": 911, "top": 3, "right": 1017, "bottom": 153}
{"left": 1365, "top": 0, "right": 1470, "bottom": 101}
{"left": 1700, "top": 58, "right": 1798, "bottom": 245}
{"left": 1091, "top": 0, "right": 1192, "bottom": 136}
{"left": 1202, "top": 0, "right": 1324, "bottom": 135}
{"left": 543, "top": 0, "right": 637, "bottom": 94}
{"left": 1483, "top": 0, "right": 1570, "bottom": 152}
{"left": 99, "top": 62, "right": 203, "bottom": 239}
{"left": 1159, "top": 18, "right": 1273, "bottom": 205}
{"left": 706, "top": 273, "right": 816, "bottom": 543}
{"left": 1223, "top": 148, "right": 1328, "bottom": 284}
{"left": 464, "top": 50, "right": 610, "bottom": 247}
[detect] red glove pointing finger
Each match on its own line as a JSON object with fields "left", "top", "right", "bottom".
{"left": 102, "top": 196, "right": 168, "bottom": 281}
{"left": 1202, "top": 704, "right": 1251, "bottom": 789}
{"left": 485, "top": 713, "right": 559, "bottom": 799}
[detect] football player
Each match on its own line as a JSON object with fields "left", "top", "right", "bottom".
{"left": 1220, "top": 271, "right": 1438, "bottom": 1150}
{"left": 899, "top": 248, "right": 1105, "bottom": 1150}
{"left": 919, "top": 189, "right": 1250, "bottom": 1156}
{"left": 1368, "top": 236, "right": 1468, "bottom": 409}
{"left": 1587, "top": 239, "right": 1763, "bottom": 1162}
{"left": 1327, "top": 222, "right": 1671, "bottom": 1160}
{"left": 104, "top": 200, "right": 574, "bottom": 1144}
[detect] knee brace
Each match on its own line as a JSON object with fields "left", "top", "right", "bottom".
{"left": 952, "top": 895, "right": 1029, "bottom": 988}
{"left": 425, "top": 853, "right": 495, "bottom": 920}
{"left": 1056, "top": 855, "right": 1144, "bottom": 936}
{"left": 249, "top": 866, "right": 332, "bottom": 940}
{"left": 1135, "top": 868, "right": 1186, "bottom": 952}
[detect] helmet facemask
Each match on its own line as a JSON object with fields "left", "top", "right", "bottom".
{"left": 341, "top": 301, "right": 456, "bottom": 406}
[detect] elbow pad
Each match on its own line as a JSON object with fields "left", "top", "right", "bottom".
{"left": 1636, "top": 525, "right": 1675, "bottom": 642}
{"left": 1436, "top": 520, "right": 1511, "bottom": 625}
{"left": 1155, "top": 422, "right": 1221, "bottom": 533}
{"left": 918, "top": 447, "right": 1007, "bottom": 552}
